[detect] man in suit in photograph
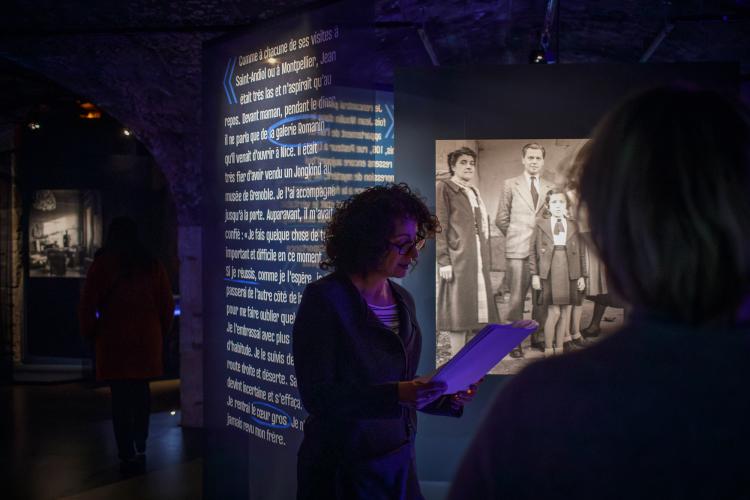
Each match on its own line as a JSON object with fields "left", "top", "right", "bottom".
{"left": 496, "top": 143, "right": 554, "bottom": 357}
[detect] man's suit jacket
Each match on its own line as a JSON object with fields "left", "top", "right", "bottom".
{"left": 495, "top": 174, "right": 555, "bottom": 259}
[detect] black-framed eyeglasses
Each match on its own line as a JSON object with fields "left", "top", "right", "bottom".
{"left": 388, "top": 238, "right": 426, "bottom": 255}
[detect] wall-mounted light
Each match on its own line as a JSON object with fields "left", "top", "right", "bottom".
{"left": 123, "top": 129, "right": 131, "bottom": 136}
{"left": 267, "top": 57, "right": 279, "bottom": 65}
{"left": 28, "top": 122, "right": 41, "bottom": 130}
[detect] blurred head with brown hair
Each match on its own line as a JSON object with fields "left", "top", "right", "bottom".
{"left": 579, "top": 86, "right": 750, "bottom": 325}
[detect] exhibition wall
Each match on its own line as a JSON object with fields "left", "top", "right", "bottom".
{"left": 202, "top": 2, "right": 738, "bottom": 495}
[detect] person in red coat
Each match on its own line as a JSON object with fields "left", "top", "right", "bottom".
{"left": 79, "top": 216, "right": 174, "bottom": 472}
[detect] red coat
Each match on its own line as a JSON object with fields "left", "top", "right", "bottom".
{"left": 79, "top": 252, "right": 174, "bottom": 380}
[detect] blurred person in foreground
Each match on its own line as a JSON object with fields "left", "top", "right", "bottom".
{"left": 293, "top": 184, "right": 477, "bottom": 500}
{"left": 448, "top": 86, "right": 750, "bottom": 499}
{"left": 79, "top": 216, "right": 174, "bottom": 473}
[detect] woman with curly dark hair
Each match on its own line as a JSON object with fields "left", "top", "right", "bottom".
{"left": 293, "top": 183, "right": 476, "bottom": 499}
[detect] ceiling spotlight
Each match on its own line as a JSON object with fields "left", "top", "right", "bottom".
{"left": 123, "top": 129, "right": 131, "bottom": 136}
{"left": 28, "top": 122, "right": 41, "bottom": 130}
{"left": 529, "top": 49, "right": 547, "bottom": 64}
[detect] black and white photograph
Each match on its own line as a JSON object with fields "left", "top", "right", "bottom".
{"left": 28, "top": 189, "right": 102, "bottom": 278}
{"left": 435, "top": 139, "right": 626, "bottom": 374}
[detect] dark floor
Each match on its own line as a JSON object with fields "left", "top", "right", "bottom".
{"left": 3, "top": 379, "right": 203, "bottom": 500}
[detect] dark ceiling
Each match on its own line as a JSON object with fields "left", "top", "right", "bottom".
{"left": 1, "top": 0, "right": 748, "bottom": 222}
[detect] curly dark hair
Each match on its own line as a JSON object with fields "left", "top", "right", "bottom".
{"left": 447, "top": 147, "right": 477, "bottom": 176}
{"left": 320, "top": 183, "right": 440, "bottom": 275}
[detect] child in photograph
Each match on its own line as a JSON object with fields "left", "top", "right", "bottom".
{"left": 530, "top": 189, "right": 587, "bottom": 357}
{"left": 565, "top": 187, "right": 590, "bottom": 349}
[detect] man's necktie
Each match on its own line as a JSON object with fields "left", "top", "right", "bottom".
{"left": 530, "top": 176, "right": 539, "bottom": 208}
{"left": 554, "top": 218, "right": 564, "bottom": 235}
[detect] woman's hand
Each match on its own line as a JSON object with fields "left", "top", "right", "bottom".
{"left": 512, "top": 319, "right": 538, "bottom": 330}
{"left": 449, "top": 383, "right": 479, "bottom": 411}
{"left": 398, "top": 379, "right": 447, "bottom": 409}
{"left": 577, "top": 277, "right": 586, "bottom": 291}
{"left": 531, "top": 275, "right": 541, "bottom": 290}
{"left": 439, "top": 265, "right": 453, "bottom": 281}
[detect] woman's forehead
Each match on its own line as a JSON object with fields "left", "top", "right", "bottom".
{"left": 392, "top": 217, "right": 418, "bottom": 237}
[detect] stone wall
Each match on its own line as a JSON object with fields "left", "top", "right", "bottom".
{"left": 0, "top": 127, "right": 23, "bottom": 371}
{"left": 178, "top": 225, "right": 203, "bottom": 427}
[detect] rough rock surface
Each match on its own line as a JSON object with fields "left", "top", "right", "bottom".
{"left": 1, "top": 0, "right": 748, "bottom": 221}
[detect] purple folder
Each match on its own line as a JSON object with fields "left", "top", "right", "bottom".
{"left": 431, "top": 322, "right": 537, "bottom": 393}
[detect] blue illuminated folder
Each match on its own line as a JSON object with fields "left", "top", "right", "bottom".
{"left": 431, "top": 322, "right": 537, "bottom": 394}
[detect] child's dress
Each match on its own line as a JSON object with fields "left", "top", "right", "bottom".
{"left": 530, "top": 216, "right": 587, "bottom": 305}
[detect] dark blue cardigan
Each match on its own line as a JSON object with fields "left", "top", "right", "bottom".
{"left": 293, "top": 272, "right": 458, "bottom": 499}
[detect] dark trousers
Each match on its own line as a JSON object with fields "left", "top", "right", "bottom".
{"left": 109, "top": 380, "right": 151, "bottom": 460}
{"left": 505, "top": 257, "right": 546, "bottom": 346}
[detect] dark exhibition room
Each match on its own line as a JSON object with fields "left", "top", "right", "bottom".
{"left": 2, "top": 1, "right": 750, "bottom": 499}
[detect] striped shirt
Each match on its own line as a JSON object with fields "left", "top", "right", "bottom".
{"left": 368, "top": 303, "right": 400, "bottom": 334}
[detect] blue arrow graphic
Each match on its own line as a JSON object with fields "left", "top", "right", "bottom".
{"left": 223, "top": 57, "right": 238, "bottom": 105}
{"left": 228, "top": 57, "right": 238, "bottom": 103}
{"left": 223, "top": 58, "right": 233, "bottom": 104}
{"left": 385, "top": 104, "right": 394, "bottom": 139}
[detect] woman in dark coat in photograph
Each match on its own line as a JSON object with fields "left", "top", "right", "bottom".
{"left": 79, "top": 216, "right": 174, "bottom": 473}
{"left": 436, "top": 147, "right": 499, "bottom": 357}
{"left": 293, "top": 184, "right": 476, "bottom": 500}
{"left": 448, "top": 87, "right": 750, "bottom": 499}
